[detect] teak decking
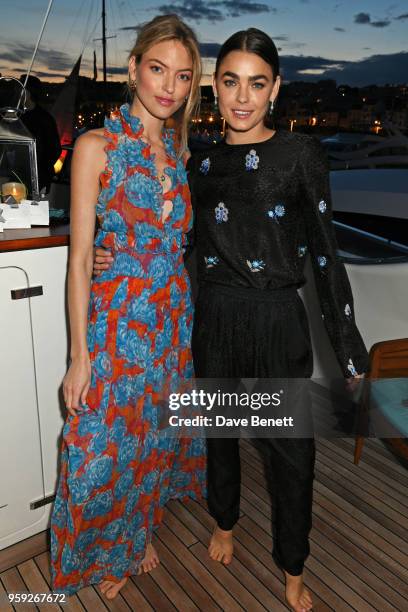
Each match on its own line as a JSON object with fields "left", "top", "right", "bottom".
{"left": 1, "top": 437, "right": 407, "bottom": 612}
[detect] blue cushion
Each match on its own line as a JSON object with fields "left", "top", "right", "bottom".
{"left": 370, "top": 378, "right": 408, "bottom": 437}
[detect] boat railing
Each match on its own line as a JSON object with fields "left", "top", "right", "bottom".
{"left": 333, "top": 220, "right": 408, "bottom": 265}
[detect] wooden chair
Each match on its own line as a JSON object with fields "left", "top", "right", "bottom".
{"left": 354, "top": 338, "right": 408, "bottom": 465}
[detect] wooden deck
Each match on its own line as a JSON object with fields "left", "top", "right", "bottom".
{"left": 1, "top": 437, "right": 407, "bottom": 611}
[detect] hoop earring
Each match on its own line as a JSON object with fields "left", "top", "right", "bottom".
{"left": 213, "top": 95, "right": 218, "bottom": 113}
{"left": 268, "top": 100, "right": 274, "bottom": 116}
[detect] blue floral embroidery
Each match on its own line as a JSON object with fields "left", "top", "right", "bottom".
{"left": 200, "top": 157, "right": 210, "bottom": 175}
{"left": 205, "top": 256, "right": 219, "bottom": 268}
{"left": 317, "top": 255, "right": 327, "bottom": 268}
{"left": 298, "top": 245, "right": 307, "bottom": 257}
{"left": 215, "top": 202, "right": 229, "bottom": 223}
{"left": 344, "top": 303, "right": 352, "bottom": 318}
{"left": 267, "top": 203, "right": 286, "bottom": 223}
{"left": 347, "top": 358, "right": 358, "bottom": 376}
{"left": 318, "top": 199, "right": 327, "bottom": 213}
{"left": 247, "top": 259, "right": 265, "bottom": 272}
{"left": 245, "top": 149, "right": 259, "bottom": 171}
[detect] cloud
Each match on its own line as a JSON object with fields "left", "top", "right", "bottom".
{"left": 107, "top": 66, "right": 129, "bottom": 75}
{"left": 334, "top": 27, "right": 345, "bottom": 32}
{"left": 395, "top": 13, "right": 408, "bottom": 20}
{"left": 283, "top": 42, "right": 307, "bottom": 49}
{"left": 0, "top": 43, "right": 77, "bottom": 72}
{"left": 119, "top": 25, "right": 141, "bottom": 32}
{"left": 354, "top": 12, "right": 370, "bottom": 24}
{"left": 370, "top": 20, "right": 391, "bottom": 28}
{"left": 354, "top": 12, "right": 391, "bottom": 28}
{"left": 32, "top": 71, "right": 69, "bottom": 79}
{"left": 200, "top": 43, "right": 222, "bottom": 58}
{"left": 280, "top": 51, "right": 408, "bottom": 86}
{"left": 157, "top": 0, "right": 272, "bottom": 23}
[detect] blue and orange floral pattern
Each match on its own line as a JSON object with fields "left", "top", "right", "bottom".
{"left": 50, "top": 104, "right": 206, "bottom": 596}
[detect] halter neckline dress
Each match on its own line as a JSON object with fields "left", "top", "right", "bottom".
{"left": 50, "top": 103, "right": 206, "bottom": 595}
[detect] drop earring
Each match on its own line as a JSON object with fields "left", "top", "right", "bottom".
{"left": 268, "top": 100, "right": 274, "bottom": 116}
{"left": 213, "top": 95, "right": 218, "bottom": 113}
{"left": 129, "top": 78, "right": 137, "bottom": 91}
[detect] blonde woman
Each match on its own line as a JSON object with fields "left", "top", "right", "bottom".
{"left": 50, "top": 15, "right": 206, "bottom": 599}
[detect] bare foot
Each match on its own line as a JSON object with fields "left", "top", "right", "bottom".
{"left": 137, "top": 543, "right": 160, "bottom": 574}
{"left": 208, "top": 526, "right": 234, "bottom": 564}
{"left": 284, "top": 571, "right": 313, "bottom": 612}
{"left": 99, "top": 576, "right": 128, "bottom": 599}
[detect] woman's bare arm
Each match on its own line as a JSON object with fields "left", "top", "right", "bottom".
{"left": 63, "top": 130, "right": 106, "bottom": 414}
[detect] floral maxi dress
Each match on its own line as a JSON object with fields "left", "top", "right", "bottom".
{"left": 50, "top": 104, "right": 207, "bottom": 596}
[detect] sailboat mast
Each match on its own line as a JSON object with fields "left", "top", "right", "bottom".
{"left": 102, "top": 0, "right": 107, "bottom": 85}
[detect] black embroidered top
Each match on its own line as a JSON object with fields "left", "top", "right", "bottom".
{"left": 186, "top": 130, "right": 369, "bottom": 377}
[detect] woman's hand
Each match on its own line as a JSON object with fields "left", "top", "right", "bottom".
{"left": 345, "top": 373, "right": 365, "bottom": 393}
{"left": 63, "top": 355, "right": 92, "bottom": 417}
{"left": 93, "top": 247, "right": 113, "bottom": 276}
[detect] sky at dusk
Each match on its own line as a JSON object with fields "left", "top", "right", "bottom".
{"left": 0, "top": 0, "right": 407, "bottom": 86}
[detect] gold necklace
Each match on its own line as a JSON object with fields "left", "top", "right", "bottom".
{"left": 140, "top": 134, "right": 167, "bottom": 183}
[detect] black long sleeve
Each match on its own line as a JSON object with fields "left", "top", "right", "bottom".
{"left": 188, "top": 131, "right": 369, "bottom": 377}
{"left": 297, "top": 137, "right": 369, "bottom": 377}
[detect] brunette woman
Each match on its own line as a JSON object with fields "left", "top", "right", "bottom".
{"left": 186, "top": 29, "right": 367, "bottom": 612}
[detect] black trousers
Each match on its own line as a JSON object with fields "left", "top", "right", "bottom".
{"left": 192, "top": 282, "right": 316, "bottom": 576}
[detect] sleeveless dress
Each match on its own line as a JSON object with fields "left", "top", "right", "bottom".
{"left": 50, "top": 104, "right": 206, "bottom": 596}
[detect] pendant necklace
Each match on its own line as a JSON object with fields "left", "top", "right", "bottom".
{"left": 141, "top": 133, "right": 167, "bottom": 183}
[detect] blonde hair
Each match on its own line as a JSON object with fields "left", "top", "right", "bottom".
{"left": 129, "top": 14, "right": 201, "bottom": 156}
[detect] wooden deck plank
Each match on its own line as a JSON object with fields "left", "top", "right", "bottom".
{"left": 315, "top": 470, "right": 408, "bottom": 544}
{"left": 148, "top": 555, "right": 199, "bottom": 611}
{"left": 0, "top": 532, "right": 48, "bottom": 574}
{"left": 316, "top": 439, "right": 408, "bottom": 511}
{"left": 129, "top": 571, "right": 176, "bottom": 611}
{"left": 176, "top": 500, "right": 288, "bottom": 611}
{"left": 33, "top": 552, "right": 85, "bottom": 612}
{"left": 315, "top": 462, "right": 408, "bottom": 530}
{"left": 240, "top": 443, "right": 408, "bottom": 563}
{"left": 0, "top": 436, "right": 406, "bottom": 611}
{"left": 312, "top": 514, "right": 408, "bottom": 610}
{"left": 0, "top": 579, "right": 13, "bottom": 612}
{"left": 74, "top": 587, "right": 109, "bottom": 611}
{"left": 343, "top": 438, "right": 408, "bottom": 481}
{"left": 166, "top": 500, "right": 210, "bottom": 544}
{"left": 117, "top": 578, "right": 154, "bottom": 612}
{"left": 190, "top": 542, "right": 267, "bottom": 612}
{"left": 158, "top": 523, "right": 243, "bottom": 611}
{"left": 162, "top": 505, "right": 199, "bottom": 548}
{"left": 240, "top": 452, "right": 408, "bottom": 580}
{"left": 153, "top": 537, "right": 221, "bottom": 612}
{"left": 240, "top": 516, "right": 373, "bottom": 612}
{"left": 0, "top": 567, "right": 37, "bottom": 611}
{"left": 238, "top": 477, "right": 398, "bottom": 612}
{"left": 239, "top": 466, "right": 408, "bottom": 608}
{"left": 16, "top": 559, "right": 61, "bottom": 612}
